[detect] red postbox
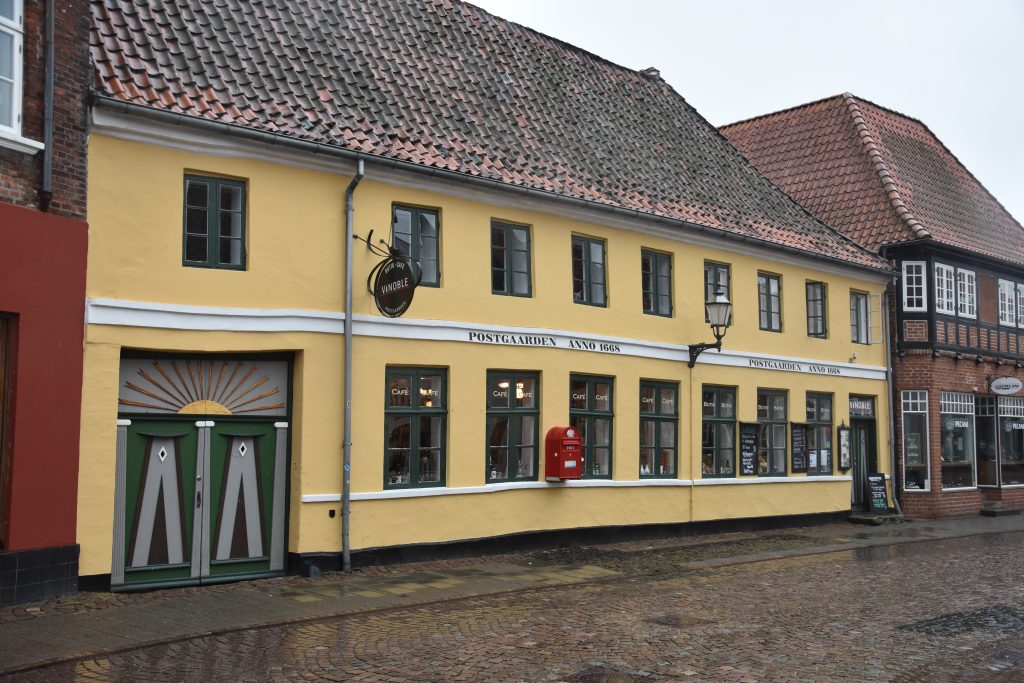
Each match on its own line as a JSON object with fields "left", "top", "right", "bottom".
{"left": 545, "top": 426, "right": 583, "bottom": 481}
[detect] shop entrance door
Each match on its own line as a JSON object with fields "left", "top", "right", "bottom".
{"left": 111, "top": 357, "right": 290, "bottom": 590}
{"left": 850, "top": 418, "right": 877, "bottom": 511}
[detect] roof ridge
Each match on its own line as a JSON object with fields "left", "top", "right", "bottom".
{"left": 718, "top": 93, "right": 847, "bottom": 130}
{"left": 841, "top": 92, "right": 931, "bottom": 241}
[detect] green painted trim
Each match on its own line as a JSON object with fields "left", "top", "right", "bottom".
{"left": 571, "top": 235, "right": 608, "bottom": 307}
{"left": 383, "top": 367, "right": 448, "bottom": 488}
{"left": 569, "top": 374, "right": 614, "bottom": 478}
{"left": 640, "top": 249, "right": 673, "bottom": 317}
{"left": 490, "top": 220, "right": 533, "bottom": 298}
{"left": 485, "top": 370, "right": 540, "bottom": 483}
{"left": 639, "top": 379, "right": 678, "bottom": 478}
{"left": 182, "top": 174, "right": 247, "bottom": 271}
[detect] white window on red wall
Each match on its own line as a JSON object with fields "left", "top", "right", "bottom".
{"left": 999, "top": 279, "right": 1017, "bottom": 326}
{"left": 1017, "top": 284, "right": 1024, "bottom": 329}
{"left": 0, "top": 0, "right": 23, "bottom": 134}
{"left": 934, "top": 263, "right": 955, "bottom": 315}
{"left": 901, "top": 261, "right": 926, "bottom": 312}
{"left": 956, "top": 269, "right": 976, "bottom": 319}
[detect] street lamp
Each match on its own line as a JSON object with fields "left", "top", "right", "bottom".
{"left": 687, "top": 287, "right": 733, "bottom": 368}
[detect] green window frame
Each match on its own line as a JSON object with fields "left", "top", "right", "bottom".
{"left": 850, "top": 290, "right": 870, "bottom": 344}
{"left": 384, "top": 367, "right": 447, "bottom": 489}
{"left": 704, "top": 262, "right": 731, "bottom": 322}
{"left": 491, "top": 221, "right": 531, "bottom": 297}
{"left": 183, "top": 175, "right": 246, "bottom": 269}
{"left": 806, "top": 281, "right": 827, "bottom": 338}
{"left": 569, "top": 374, "right": 613, "bottom": 478}
{"left": 641, "top": 250, "right": 672, "bottom": 317}
{"left": 392, "top": 205, "right": 440, "bottom": 286}
{"left": 701, "top": 386, "right": 736, "bottom": 478}
{"left": 486, "top": 371, "right": 539, "bottom": 482}
{"left": 571, "top": 235, "right": 607, "bottom": 306}
{"left": 757, "top": 389, "right": 787, "bottom": 475}
{"left": 806, "top": 392, "right": 833, "bottom": 475}
{"left": 640, "top": 380, "right": 677, "bottom": 478}
{"left": 758, "top": 273, "right": 782, "bottom": 331}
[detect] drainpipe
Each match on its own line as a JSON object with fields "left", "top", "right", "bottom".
{"left": 39, "top": 0, "right": 55, "bottom": 211}
{"left": 342, "top": 159, "right": 365, "bottom": 574}
{"left": 882, "top": 285, "right": 902, "bottom": 515}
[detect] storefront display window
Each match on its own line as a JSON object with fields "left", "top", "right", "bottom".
{"left": 999, "top": 397, "right": 1024, "bottom": 485}
{"left": 806, "top": 393, "right": 832, "bottom": 474}
{"left": 640, "top": 380, "right": 677, "bottom": 478}
{"left": 701, "top": 386, "right": 735, "bottom": 477}
{"left": 940, "top": 391, "right": 975, "bottom": 489}
{"left": 976, "top": 397, "right": 997, "bottom": 487}
{"left": 902, "top": 390, "right": 929, "bottom": 491}
{"left": 570, "top": 374, "right": 613, "bottom": 478}
{"left": 486, "top": 371, "right": 539, "bottom": 482}
{"left": 384, "top": 367, "right": 447, "bottom": 488}
{"left": 757, "top": 389, "right": 787, "bottom": 475}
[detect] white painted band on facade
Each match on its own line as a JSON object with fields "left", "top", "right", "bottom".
{"left": 273, "top": 422, "right": 289, "bottom": 429}
{"left": 116, "top": 419, "right": 132, "bottom": 426}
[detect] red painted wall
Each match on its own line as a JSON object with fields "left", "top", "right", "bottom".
{"left": 0, "top": 202, "right": 87, "bottom": 550}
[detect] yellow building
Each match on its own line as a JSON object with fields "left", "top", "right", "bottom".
{"left": 82, "top": 0, "right": 892, "bottom": 588}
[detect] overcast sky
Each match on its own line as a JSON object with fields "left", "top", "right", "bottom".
{"left": 471, "top": 0, "right": 1024, "bottom": 224}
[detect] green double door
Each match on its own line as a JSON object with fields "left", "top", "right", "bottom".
{"left": 112, "top": 418, "right": 288, "bottom": 590}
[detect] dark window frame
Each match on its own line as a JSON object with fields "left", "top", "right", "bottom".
{"left": 571, "top": 235, "right": 607, "bottom": 307}
{"left": 485, "top": 371, "right": 540, "bottom": 482}
{"left": 757, "top": 389, "right": 787, "bottom": 476}
{"left": 704, "top": 262, "right": 731, "bottom": 323}
{"left": 569, "top": 374, "right": 613, "bottom": 479}
{"left": 850, "top": 290, "right": 870, "bottom": 344}
{"left": 639, "top": 380, "right": 678, "bottom": 478}
{"left": 758, "top": 272, "right": 782, "bottom": 332}
{"left": 491, "top": 220, "right": 532, "bottom": 297}
{"left": 384, "top": 367, "right": 447, "bottom": 489}
{"left": 806, "top": 281, "right": 827, "bottom": 338}
{"left": 182, "top": 175, "right": 247, "bottom": 270}
{"left": 641, "top": 249, "right": 673, "bottom": 317}
{"left": 392, "top": 204, "right": 441, "bottom": 287}
{"left": 701, "top": 385, "right": 736, "bottom": 478}
{"left": 806, "top": 392, "right": 833, "bottom": 475}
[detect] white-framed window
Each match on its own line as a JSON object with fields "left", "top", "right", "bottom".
{"left": 902, "top": 390, "right": 929, "bottom": 492}
{"left": 939, "top": 391, "right": 976, "bottom": 490}
{"left": 1017, "top": 284, "right": 1024, "bottom": 329}
{"left": 957, "top": 269, "right": 976, "bottom": 318}
{"left": 902, "top": 261, "right": 926, "bottom": 312}
{"left": 934, "top": 263, "right": 955, "bottom": 315}
{"left": 999, "top": 279, "right": 1017, "bottom": 326}
{"left": 0, "top": 0, "right": 23, "bottom": 134}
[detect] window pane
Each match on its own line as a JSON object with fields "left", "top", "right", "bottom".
{"left": 219, "top": 237, "right": 243, "bottom": 265}
{"left": 493, "top": 244, "right": 507, "bottom": 270}
{"left": 220, "top": 185, "right": 241, "bottom": 212}
{"left": 517, "top": 446, "right": 535, "bottom": 478}
{"left": 492, "top": 267, "right": 505, "bottom": 293}
{"left": 660, "top": 422, "right": 675, "bottom": 449}
{"left": 659, "top": 386, "right": 676, "bottom": 415}
{"left": 185, "top": 235, "right": 207, "bottom": 262}
{"left": 570, "top": 414, "right": 587, "bottom": 444}
{"left": 590, "top": 241, "right": 604, "bottom": 265}
{"left": 702, "top": 390, "right": 715, "bottom": 417}
{"left": 186, "top": 179, "right": 208, "bottom": 208}
{"left": 386, "top": 417, "right": 411, "bottom": 485}
{"left": 0, "top": 80, "right": 10, "bottom": 128}
{"left": 640, "top": 385, "right": 656, "bottom": 413}
{"left": 420, "top": 258, "right": 437, "bottom": 285}
{"left": 186, "top": 207, "right": 208, "bottom": 235}
{"left": 491, "top": 226, "right": 505, "bottom": 248}
{"left": 419, "top": 375, "right": 444, "bottom": 408}
{"left": 419, "top": 212, "right": 437, "bottom": 237}
{"left": 640, "top": 420, "right": 655, "bottom": 447}
{"left": 641, "top": 448, "right": 655, "bottom": 475}
{"left": 592, "top": 448, "right": 610, "bottom": 476}
{"left": 0, "top": 1, "right": 14, "bottom": 22}
{"left": 516, "top": 377, "right": 536, "bottom": 408}
{"left": 719, "top": 391, "right": 735, "bottom": 418}
{"left": 488, "top": 375, "right": 510, "bottom": 408}
{"left": 511, "top": 227, "right": 528, "bottom": 249}
{"left": 658, "top": 447, "right": 675, "bottom": 476}
{"left": 593, "top": 418, "right": 610, "bottom": 446}
{"left": 593, "top": 382, "right": 611, "bottom": 411}
{"left": 489, "top": 447, "right": 508, "bottom": 480}
{"left": 220, "top": 209, "right": 242, "bottom": 238}
{"left": 512, "top": 272, "right": 529, "bottom": 294}
{"left": 570, "top": 380, "right": 588, "bottom": 410}
{"left": 420, "top": 233, "right": 437, "bottom": 260}
{"left": 512, "top": 250, "right": 528, "bottom": 272}
{"left": 520, "top": 415, "right": 535, "bottom": 447}
{"left": 489, "top": 416, "right": 509, "bottom": 449}
{"left": 388, "top": 375, "right": 411, "bottom": 408}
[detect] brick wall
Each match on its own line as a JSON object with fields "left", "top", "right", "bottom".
{"left": 0, "top": 0, "right": 90, "bottom": 218}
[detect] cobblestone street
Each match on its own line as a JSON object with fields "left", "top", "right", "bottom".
{"left": 8, "top": 527, "right": 1024, "bottom": 682}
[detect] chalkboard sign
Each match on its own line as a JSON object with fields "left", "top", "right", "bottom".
{"left": 739, "top": 422, "right": 758, "bottom": 476}
{"left": 867, "top": 473, "right": 889, "bottom": 513}
{"left": 791, "top": 423, "right": 808, "bottom": 473}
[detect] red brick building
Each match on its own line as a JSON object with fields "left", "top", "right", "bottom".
{"left": 0, "top": 0, "right": 89, "bottom": 604}
{"left": 723, "top": 94, "right": 1024, "bottom": 518}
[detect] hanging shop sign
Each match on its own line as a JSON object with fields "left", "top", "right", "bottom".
{"left": 990, "top": 376, "right": 1024, "bottom": 396}
{"left": 369, "top": 256, "right": 420, "bottom": 318}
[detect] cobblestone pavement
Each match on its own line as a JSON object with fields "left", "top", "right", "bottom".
{"left": 9, "top": 529, "right": 1024, "bottom": 682}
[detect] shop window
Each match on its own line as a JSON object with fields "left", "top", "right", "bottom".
{"left": 640, "top": 380, "right": 677, "bottom": 478}
{"left": 850, "top": 291, "right": 870, "bottom": 344}
{"left": 806, "top": 393, "right": 833, "bottom": 475}
{"left": 569, "top": 374, "right": 613, "bottom": 478}
{"left": 757, "top": 389, "right": 787, "bottom": 475}
{"left": 934, "top": 263, "right": 955, "bottom": 315}
{"left": 571, "top": 236, "right": 606, "bottom": 306}
{"left": 704, "top": 262, "right": 731, "bottom": 323}
{"left": 957, "top": 269, "right": 976, "bottom": 318}
{"left": 701, "top": 386, "right": 735, "bottom": 478}
{"left": 491, "top": 221, "right": 531, "bottom": 297}
{"left": 0, "top": 1, "right": 22, "bottom": 134}
{"left": 384, "top": 367, "right": 446, "bottom": 488}
{"left": 805, "top": 282, "right": 827, "bottom": 338}
{"left": 393, "top": 205, "right": 440, "bottom": 286}
{"left": 486, "top": 371, "right": 538, "bottom": 482}
{"left": 901, "top": 261, "right": 926, "bottom": 312}
{"left": 998, "top": 280, "right": 1017, "bottom": 326}
{"left": 902, "top": 390, "right": 930, "bottom": 491}
{"left": 939, "top": 391, "right": 975, "bottom": 489}
{"left": 976, "top": 396, "right": 998, "bottom": 487}
{"left": 641, "top": 250, "right": 672, "bottom": 317}
{"left": 758, "top": 273, "right": 782, "bottom": 332}
{"left": 999, "top": 397, "right": 1024, "bottom": 486}
{"left": 183, "top": 175, "right": 246, "bottom": 269}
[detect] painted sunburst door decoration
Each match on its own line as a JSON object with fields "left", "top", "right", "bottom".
{"left": 118, "top": 358, "right": 288, "bottom": 417}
